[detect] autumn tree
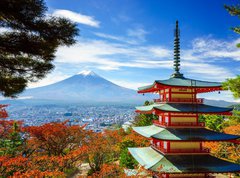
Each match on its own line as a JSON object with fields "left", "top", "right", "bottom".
{"left": 204, "top": 124, "right": 240, "bottom": 165}
{"left": 0, "top": 121, "right": 88, "bottom": 177}
{"left": 0, "top": 0, "right": 78, "bottom": 97}
{"left": 92, "top": 163, "right": 125, "bottom": 177}
{"left": 24, "top": 121, "right": 87, "bottom": 156}
{"left": 86, "top": 132, "right": 116, "bottom": 175}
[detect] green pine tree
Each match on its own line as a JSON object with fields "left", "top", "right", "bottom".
{"left": 225, "top": 3, "right": 240, "bottom": 47}
{"left": 0, "top": 0, "right": 78, "bottom": 97}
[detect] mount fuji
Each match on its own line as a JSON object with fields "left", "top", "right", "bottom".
{"left": 19, "top": 70, "right": 149, "bottom": 104}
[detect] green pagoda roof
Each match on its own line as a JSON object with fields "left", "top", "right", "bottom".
{"left": 136, "top": 103, "right": 233, "bottom": 113}
{"left": 129, "top": 147, "right": 240, "bottom": 173}
{"left": 139, "top": 77, "right": 221, "bottom": 90}
{"left": 133, "top": 125, "right": 240, "bottom": 141}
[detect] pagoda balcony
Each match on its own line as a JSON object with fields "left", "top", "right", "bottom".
{"left": 152, "top": 145, "right": 210, "bottom": 155}
{"left": 154, "top": 98, "right": 204, "bottom": 104}
{"left": 153, "top": 120, "right": 205, "bottom": 127}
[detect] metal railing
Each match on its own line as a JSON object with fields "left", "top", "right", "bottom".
{"left": 152, "top": 120, "right": 205, "bottom": 127}
{"left": 153, "top": 98, "right": 204, "bottom": 104}
{"left": 152, "top": 145, "right": 210, "bottom": 154}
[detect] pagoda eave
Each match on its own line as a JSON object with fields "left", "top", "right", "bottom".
{"left": 138, "top": 82, "right": 223, "bottom": 94}
{"left": 132, "top": 125, "right": 240, "bottom": 141}
{"left": 135, "top": 109, "right": 232, "bottom": 116}
{"left": 129, "top": 147, "right": 240, "bottom": 173}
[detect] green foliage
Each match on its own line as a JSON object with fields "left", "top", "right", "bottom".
{"left": 225, "top": 3, "right": 240, "bottom": 47}
{"left": 119, "top": 148, "right": 137, "bottom": 169}
{"left": 200, "top": 108, "right": 240, "bottom": 132}
{"left": 134, "top": 114, "right": 156, "bottom": 126}
{"left": 134, "top": 101, "right": 157, "bottom": 126}
{"left": 222, "top": 75, "right": 240, "bottom": 99}
{"left": 0, "top": 0, "right": 79, "bottom": 97}
{"left": 119, "top": 140, "right": 137, "bottom": 169}
{"left": 0, "top": 122, "right": 24, "bottom": 156}
{"left": 200, "top": 115, "right": 225, "bottom": 132}
{"left": 221, "top": 110, "right": 240, "bottom": 128}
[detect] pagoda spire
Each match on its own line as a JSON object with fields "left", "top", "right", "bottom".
{"left": 171, "top": 20, "right": 184, "bottom": 78}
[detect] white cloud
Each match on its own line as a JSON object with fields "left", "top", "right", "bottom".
{"left": 55, "top": 39, "right": 174, "bottom": 71}
{"left": 54, "top": 36, "right": 237, "bottom": 82}
{"left": 189, "top": 37, "right": 240, "bottom": 61}
{"left": 149, "top": 47, "right": 171, "bottom": 58}
{"left": 181, "top": 62, "right": 234, "bottom": 81}
{"left": 94, "top": 32, "right": 138, "bottom": 44}
{"left": 127, "top": 27, "right": 148, "bottom": 42}
{"left": 52, "top": 9, "right": 100, "bottom": 27}
{"left": 109, "top": 79, "right": 151, "bottom": 90}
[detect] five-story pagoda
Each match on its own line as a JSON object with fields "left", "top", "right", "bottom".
{"left": 129, "top": 21, "right": 240, "bottom": 178}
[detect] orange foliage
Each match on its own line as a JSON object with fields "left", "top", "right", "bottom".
{"left": 92, "top": 163, "right": 125, "bottom": 177}
{"left": 12, "top": 170, "right": 65, "bottom": 178}
{"left": 0, "top": 104, "right": 8, "bottom": 118}
{"left": 0, "top": 146, "right": 87, "bottom": 177}
{"left": 85, "top": 131, "right": 114, "bottom": 172}
{"left": 223, "top": 124, "right": 240, "bottom": 135}
{"left": 0, "top": 119, "right": 23, "bottom": 138}
{"left": 24, "top": 121, "right": 88, "bottom": 156}
{"left": 124, "top": 129, "right": 150, "bottom": 147}
{"left": 204, "top": 124, "right": 240, "bottom": 163}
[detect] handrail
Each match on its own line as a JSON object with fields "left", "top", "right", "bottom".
{"left": 154, "top": 98, "right": 204, "bottom": 103}
{"left": 153, "top": 120, "right": 205, "bottom": 127}
{"left": 152, "top": 145, "right": 209, "bottom": 154}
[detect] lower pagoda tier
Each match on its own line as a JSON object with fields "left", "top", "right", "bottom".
{"left": 133, "top": 125, "right": 240, "bottom": 141}
{"left": 129, "top": 147, "right": 240, "bottom": 173}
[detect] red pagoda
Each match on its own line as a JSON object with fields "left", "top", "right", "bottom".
{"left": 129, "top": 21, "right": 240, "bottom": 178}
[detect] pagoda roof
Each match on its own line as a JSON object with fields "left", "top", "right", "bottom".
{"left": 136, "top": 103, "right": 232, "bottom": 114}
{"left": 133, "top": 125, "right": 240, "bottom": 141}
{"left": 138, "top": 77, "right": 222, "bottom": 93}
{"left": 128, "top": 147, "right": 240, "bottom": 173}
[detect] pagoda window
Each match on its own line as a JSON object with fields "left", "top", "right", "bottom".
{"left": 160, "top": 94, "right": 163, "bottom": 101}
{"left": 159, "top": 115, "right": 162, "bottom": 122}
{"left": 165, "top": 116, "right": 169, "bottom": 124}
{"left": 166, "top": 93, "right": 169, "bottom": 101}
{"left": 163, "top": 141, "right": 168, "bottom": 150}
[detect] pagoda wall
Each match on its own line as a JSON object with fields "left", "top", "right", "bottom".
{"left": 171, "top": 116, "right": 196, "bottom": 123}
{"left": 170, "top": 142, "right": 200, "bottom": 150}
{"left": 171, "top": 93, "right": 194, "bottom": 99}
{"left": 159, "top": 87, "right": 197, "bottom": 102}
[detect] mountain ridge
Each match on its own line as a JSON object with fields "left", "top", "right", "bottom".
{"left": 19, "top": 70, "right": 149, "bottom": 103}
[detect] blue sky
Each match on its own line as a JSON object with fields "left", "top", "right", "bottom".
{"left": 30, "top": 0, "right": 240, "bottom": 102}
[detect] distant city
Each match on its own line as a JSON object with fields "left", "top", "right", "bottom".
{"left": 7, "top": 104, "right": 136, "bottom": 132}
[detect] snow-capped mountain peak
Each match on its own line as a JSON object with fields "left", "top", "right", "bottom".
{"left": 77, "top": 70, "right": 96, "bottom": 76}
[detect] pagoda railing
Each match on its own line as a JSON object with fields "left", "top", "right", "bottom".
{"left": 161, "top": 174, "right": 214, "bottom": 178}
{"left": 152, "top": 145, "right": 210, "bottom": 154}
{"left": 154, "top": 98, "right": 204, "bottom": 104}
{"left": 153, "top": 120, "right": 205, "bottom": 127}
